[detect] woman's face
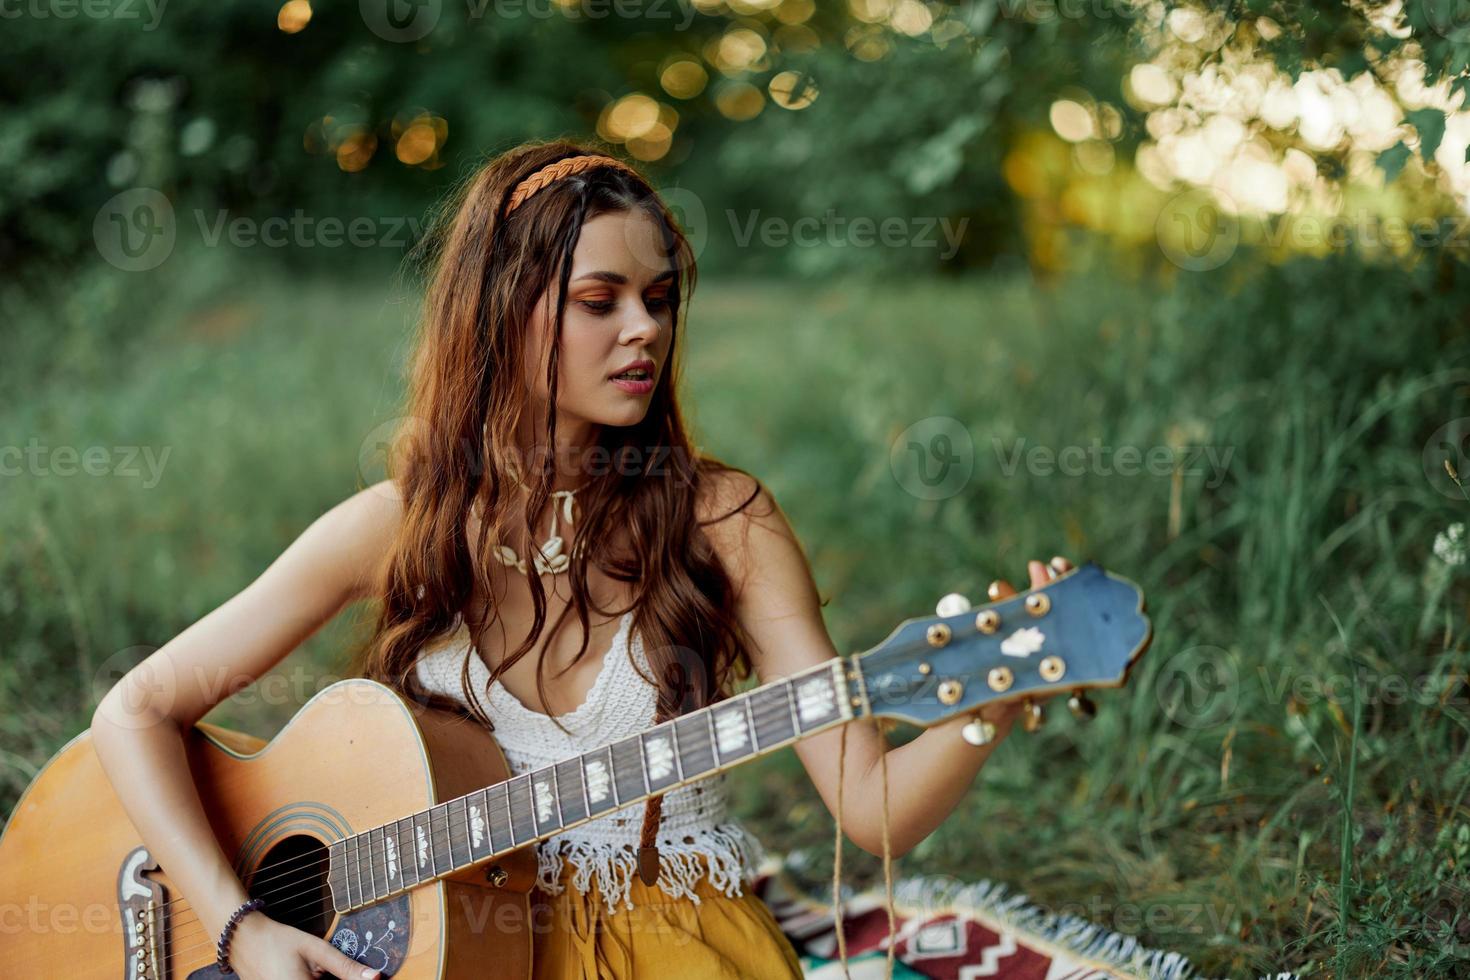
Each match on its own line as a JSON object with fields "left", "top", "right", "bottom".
{"left": 523, "top": 208, "right": 676, "bottom": 436}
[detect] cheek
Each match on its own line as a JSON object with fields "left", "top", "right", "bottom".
{"left": 556, "top": 327, "right": 613, "bottom": 394}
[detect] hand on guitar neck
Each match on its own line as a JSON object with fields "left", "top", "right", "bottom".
{"left": 927, "top": 556, "right": 1072, "bottom": 746}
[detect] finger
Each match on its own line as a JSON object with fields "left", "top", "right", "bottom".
{"left": 1048, "top": 555, "right": 1073, "bottom": 577}
{"left": 311, "top": 941, "right": 379, "bottom": 980}
{"left": 1026, "top": 560, "right": 1049, "bottom": 589}
{"left": 987, "top": 578, "right": 1017, "bottom": 600}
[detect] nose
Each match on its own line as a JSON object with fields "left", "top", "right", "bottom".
{"left": 616, "top": 302, "right": 663, "bottom": 349}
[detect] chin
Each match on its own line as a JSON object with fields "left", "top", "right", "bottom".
{"left": 601, "top": 403, "right": 652, "bottom": 428}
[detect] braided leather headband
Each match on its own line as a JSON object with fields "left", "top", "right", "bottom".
{"left": 502, "top": 154, "right": 644, "bottom": 216}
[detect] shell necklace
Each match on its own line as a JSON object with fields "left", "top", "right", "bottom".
{"left": 490, "top": 473, "right": 593, "bottom": 577}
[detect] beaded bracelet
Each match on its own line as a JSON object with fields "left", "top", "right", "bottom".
{"left": 216, "top": 896, "right": 267, "bottom": 974}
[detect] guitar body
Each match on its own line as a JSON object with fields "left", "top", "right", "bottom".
{"left": 0, "top": 678, "right": 537, "bottom": 979}
{"left": 2, "top": 561, "right": 1152, "bottom": 979}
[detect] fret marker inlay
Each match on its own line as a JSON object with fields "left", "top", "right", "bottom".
{"left": 415, "top": 826, "right": 429, "bottom": 868}
{"left": 797, "top": 676, "right": 835, "bottom": 724}
{"left": 469, "top": 804, "right": 485, "bottom": 849}
{"left": 534, "top": 780, "right": 554, "bottom": 823}
{"left": 385, "top": 835, "right": 397, "bottom": 881}
{"left": 644, "top": 735, "right": 674, "bottom": 780}
{"left": 585, "top": 758, "right": 611, "bottom": 802}
{"left": 715, "top": 708, "right": 748, "bottom": 754}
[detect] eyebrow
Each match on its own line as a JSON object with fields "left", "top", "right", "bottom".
{"left": 572, "top": 269, "right": 677, "bottom": 286}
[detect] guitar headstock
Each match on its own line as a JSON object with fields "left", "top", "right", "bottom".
{"left": 853, "top": 562, "right": 1150, "bottom": 738}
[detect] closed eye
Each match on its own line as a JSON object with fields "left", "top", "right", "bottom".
{"left": 579, "top": 295, "right": 672, "bottom": 315}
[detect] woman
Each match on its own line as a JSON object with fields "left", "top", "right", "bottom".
{"left": 91, "top": 139, "right": 1067, "bottom": 979}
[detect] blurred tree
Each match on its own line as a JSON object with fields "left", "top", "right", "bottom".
{"left": 1, "top": 0, "right": 1468, "bottom": 278}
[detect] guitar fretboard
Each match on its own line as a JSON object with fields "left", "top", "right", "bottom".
{"left": 326, "top": 659, "right": 856, "bottom": 912}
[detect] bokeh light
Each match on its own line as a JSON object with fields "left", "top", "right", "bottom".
{"left": 277, "top": 0, "right": 311, "bottom": 34}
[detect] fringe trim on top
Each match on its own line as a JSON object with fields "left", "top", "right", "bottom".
{"left": 535, "top": 821, "right": 766, "bottom": 912}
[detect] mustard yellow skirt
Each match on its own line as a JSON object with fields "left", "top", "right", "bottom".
{"left": 527, "top": 859, "right": 804, "bottom": 979}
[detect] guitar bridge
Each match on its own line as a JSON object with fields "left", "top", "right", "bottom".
{"left": 118, "top": 846, "right": 170, "bottom": 979}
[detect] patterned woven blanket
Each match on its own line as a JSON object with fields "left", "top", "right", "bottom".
{"left": 751, "top": 860, "right": 1297, "bottom": 980}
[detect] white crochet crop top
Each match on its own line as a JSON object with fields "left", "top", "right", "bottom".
{"left": 412, "top": 609, "right": 765, "bottom": 911}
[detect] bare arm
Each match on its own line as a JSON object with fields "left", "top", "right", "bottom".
{"left": 89, "top": 480, "right": 401, "bottom": 964}
{"left": 699, "top": 471, "right": 1059, "bottom": 858}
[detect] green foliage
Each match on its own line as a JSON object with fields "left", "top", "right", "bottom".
{"left": 6, "top": 2, "right": 1470, "bottom": 976}
{"left": 8, "top": 0, "right": 1470, "bottom": 278}
{"left": 3, "top": 233, "right": 1467, "bottom": 975}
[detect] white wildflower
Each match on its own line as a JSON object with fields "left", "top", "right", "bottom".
{"left": 1434, "top": 522, "right": 1466, "bottom": 568}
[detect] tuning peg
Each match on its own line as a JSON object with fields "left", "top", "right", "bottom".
{"left": 935, "top": 593, "right": 972, "bottom": 616}
{"left": 961, "top": 715, "right": 998, "bottom": 746}
{"left": 1067, "top": 690, "right": 1097, "bottom": 721}
{"left": 1021, "top": 698, "right": 1045, "bottom": 733}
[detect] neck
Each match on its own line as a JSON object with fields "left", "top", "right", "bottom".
{"left": 512, "top": 411, "right": 601, "bottom": 493}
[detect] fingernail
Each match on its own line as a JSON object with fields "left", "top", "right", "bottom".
{"left": 361, "top": 969, "right": 378, "bottom": 978}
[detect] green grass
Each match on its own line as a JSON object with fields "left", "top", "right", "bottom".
{"left": 3, "top": 242, "right": 1467, "bottom": 977}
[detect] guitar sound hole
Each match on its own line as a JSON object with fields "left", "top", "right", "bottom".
{"left": 248, "top": 834, "right": 333, "bottom": 938}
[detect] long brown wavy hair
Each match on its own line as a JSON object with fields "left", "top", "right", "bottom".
{"left": 352, "top": 138, "right": 761, "bottom": 732}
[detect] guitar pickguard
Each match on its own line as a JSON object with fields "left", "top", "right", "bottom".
{"left": 182, "top": 892, "right": 411, "bottom": 979}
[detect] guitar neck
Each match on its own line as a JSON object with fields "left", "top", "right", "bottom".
{"left": 328, "top": 658, "right": 862, "bottom": 912}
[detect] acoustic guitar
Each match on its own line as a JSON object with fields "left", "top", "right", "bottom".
{"left": 0, "top": 561, "right": 1150, "bottom": 978}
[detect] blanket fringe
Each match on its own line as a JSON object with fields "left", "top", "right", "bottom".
{"left": 769, "top": 860, "right": 1299, "bottom": 980}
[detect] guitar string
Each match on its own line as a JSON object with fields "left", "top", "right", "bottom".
{"left": 155, "top": 565, "right": 1058, "bottom": 948}
{"left": 166, "top": 633, "right": 945, "bottom": 975}
{"left": 153, "top": 693, "right": 810, "bottom": 969}
{"left": 151, "top": 689, "right": 801, "bottom": 936}
{"left": 163, "top": 570, "right": 1068, "bottom": 968}
{"left": 157, "top": 700, "right": 807, "bottom": 972}
{"left": 144, "top": 687, "right": 801, "bottom": 931}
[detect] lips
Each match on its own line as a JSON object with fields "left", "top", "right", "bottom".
{"left": 609, "top": 358, "right": 655, "bottom": 381}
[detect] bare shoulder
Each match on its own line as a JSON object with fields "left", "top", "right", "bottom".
{"left": 694, "top": 465, "right": 779, "bottom": 530}
{"left": 325, "top": 478, "right": 405, "bottom": 536}
{"left": 316, "top": 478, "right": 406, "bottom": 603}
{"left": 694, "top": 465, "right": 803, "bottom": 592}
